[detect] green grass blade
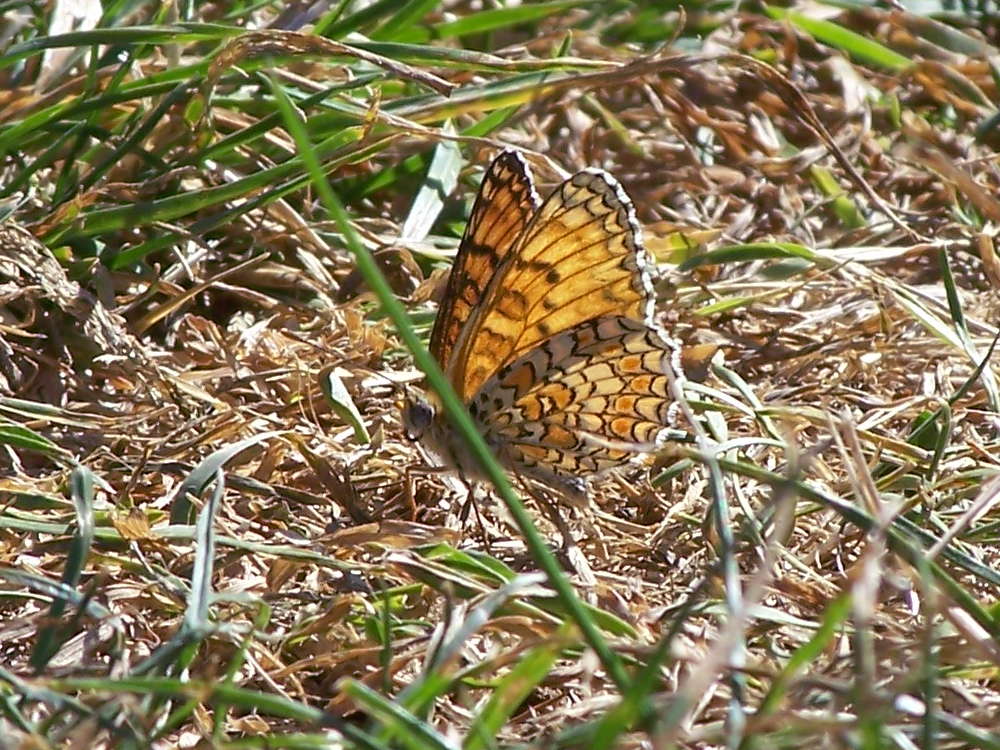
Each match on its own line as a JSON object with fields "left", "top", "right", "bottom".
{"left": 680, "top": 242, "right": 820, "bottom": 270}
{"left": 340, "top": 680, "right": 452, "bottom": 750}
{"left": 169, "top": 431, "right": 280, "bottom": 524}
{"left": 371, "top": 0, "right": 439, "bottom": 41}
{"left": 412, "top": 544, "right": 637, "bottom": 636}
{"left": 463, "top": 629, "right": 566, "bottom": 750}
{"left": 0, "top": 24, "right": 241, "bottom": 68}
{"left": 0, "top": 567, "right": 110, "bottom": 619}
{"left": 29, "top": 466, "right": 97, "bottom": 672}
{"left": 321, "top": 367, "right": 371, "bottom": 444}
{"left": 810, "top": 165, "right": 866, "bottom": 228}
{"left": 185, "top": 468, "right": 222, "bottom": 631}
{"left": 754, "top": 592, "right": 853, "bottom": 718}
{"left": 435, "top": 0, "right": 591, "bottom": 38}
{"left": 715, "top": 455, "right": 1000, "bottom": 632}
{"left": 390, "top": 573, "right": 550, "bottom": 724}
{"left": 938, "top": 248, "right": 1000, "bottom": 411}
{"left": 400, "top": 123, "right": 462, "bottom": 242}
{"left": 0, "top": 421, "right": 71, "bottom": 460}
{"left": 763, "top": 6, "right": 911, "bottom": 71}
{"left": 317, "top": 0, "right": 409, "bottom": 38}
{"left": 75, "top": 80, "right": 192, "bottom": 194}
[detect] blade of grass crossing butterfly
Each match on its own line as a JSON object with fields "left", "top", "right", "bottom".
{"left": 269, "top": 75, "right": 633, "bottom": 692}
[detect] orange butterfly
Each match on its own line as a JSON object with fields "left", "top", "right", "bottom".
{"left": 404, "top": 150, "right": 680, "bottom": 500}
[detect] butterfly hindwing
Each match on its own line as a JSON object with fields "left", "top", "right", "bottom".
{"left": 470, "top": 316, "right": 674, "bottom": 480}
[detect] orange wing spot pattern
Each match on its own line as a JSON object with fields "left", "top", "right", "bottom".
{"left": 614, "top": 394, "right": 638, "bottom": 413}
{"left": 538, "top": 382, "right": 574, "bottom": 410}
{"left": 409, "top": 148, "right": 684, "bottom": 496}
{"left": 620, "top": 354, "right": 643, "bottom": 372}
{"left": 476, "top": 316, "right": 677, "bottom": 481}
{"left": 500, "top": 361, "right": 538, "bottom": 398}
{"left": 544, "top": 424, "right": 576, "bottom": 449}
{"left": 429, "top": 150, "right": 540, "bottom": 374}
{"left": 451, "top": 164, "right": 657, "bottom": 401}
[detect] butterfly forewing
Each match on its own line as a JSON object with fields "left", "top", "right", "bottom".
{"left": 451, "top": 168, "right": 656, "bottom": 401}
{"left": 429, "top": 150, "right": 540, "bottom": 374}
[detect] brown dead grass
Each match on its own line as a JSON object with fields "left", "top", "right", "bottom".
{"left": 2, "top": 4, "right": 1000, "bottom": 747}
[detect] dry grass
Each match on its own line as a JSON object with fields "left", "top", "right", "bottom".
{"left": 2, "top": 2, "right": 1000, "bottom": 747}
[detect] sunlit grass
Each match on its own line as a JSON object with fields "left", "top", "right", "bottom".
{"left": 2, "top": 1, "right": 1000, "bottom": 748}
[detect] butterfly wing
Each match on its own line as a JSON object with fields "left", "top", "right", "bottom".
{"left": 450, "top": 168, "right": 656, "bottom": 402}
{"left": 429, "top": 150, "right": 540, "bottom": 374}
{"left": 471, "top": 316, "right": 675, "bottom": 481}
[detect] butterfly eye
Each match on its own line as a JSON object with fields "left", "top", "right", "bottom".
{"left": 402, "top": 400, "right": 434, "bottom": 441}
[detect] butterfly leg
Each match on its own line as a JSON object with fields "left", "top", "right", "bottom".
{"left": 401, "top": 465, "right": 419, "bottom": 521}
{"left": 449, "top": 479, "right": 496, "bottom": 555}
{"left": 470, "top": 484, "right": 496, "bottom": 555}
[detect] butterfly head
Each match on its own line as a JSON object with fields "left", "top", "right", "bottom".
{"left": 401, "top": 390, "right": 437, "bottom": 442}
{"left": 402, "top": 388, "right": 460, "bottom": 472}
{"left": 401, "top": 388, "right": 487, "bottom": 482}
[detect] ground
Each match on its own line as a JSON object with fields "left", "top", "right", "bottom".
{"left": 1, "top": 2, "right": 999, "bottom": 748}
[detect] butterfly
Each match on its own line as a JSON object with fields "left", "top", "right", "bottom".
{"left": 403, "top": 149, "right": 681, "bottom": 501}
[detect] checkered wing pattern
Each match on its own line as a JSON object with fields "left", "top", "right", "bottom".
{"left": 471, "top": 316, "right": 673, "bottom": 484}
{"left": 429, "top": 150, "right": 540, "bottom": 376}
{"left": 410, "top": 149, "right": 679, "bottom": 490}
{"left": 448, "top": 166, "right": 657, "bottom": 402}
